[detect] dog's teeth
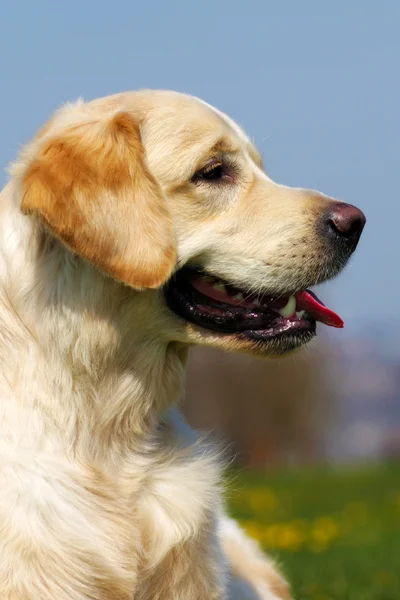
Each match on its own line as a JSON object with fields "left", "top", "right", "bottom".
{"left": 296, "top": 310, "right": 305, "bottom": 319}
{"left": 234, "top": 292, "right": 244, "bottom": 301}
{"left": 278, "top": 295, "right": 296, "bottom": 318}
{"left": 213, "top": 282, "right": 227, "bottom": 294}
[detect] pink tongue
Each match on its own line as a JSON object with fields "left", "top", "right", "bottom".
{"left": 191, "top": 277, "right": 257, "bottom": 306}
{"left": 296, "top": 290, "right": 344, "bottom": 328}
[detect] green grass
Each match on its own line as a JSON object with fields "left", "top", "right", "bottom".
{"left": 227, "top": 463, "right": 400, "bottom": 600}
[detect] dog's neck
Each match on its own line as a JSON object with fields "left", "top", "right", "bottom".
{"left": 0, "top": 183, "right": 187, "bottom": 461}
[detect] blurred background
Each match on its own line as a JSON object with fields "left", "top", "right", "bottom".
{"left": 1, "top": 2, "right": 399, "bottom": 597}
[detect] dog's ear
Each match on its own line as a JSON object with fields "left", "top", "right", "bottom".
{"left": 20, "top": 111, "right": 176, "bottom": 289}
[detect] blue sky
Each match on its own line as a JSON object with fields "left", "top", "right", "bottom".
{"left": 1, "top": 1, "right": 398, "bottom": 335}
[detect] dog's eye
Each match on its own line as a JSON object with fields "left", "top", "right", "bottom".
{"left": 200, "top": 162, "right": 224, "bottom": 180}
{"left": 193, "top": 161, "right": 230, "bottom": 184}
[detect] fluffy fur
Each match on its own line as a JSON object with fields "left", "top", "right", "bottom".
{"left": 0, "top": 90, "right": 348, "bottom": 598}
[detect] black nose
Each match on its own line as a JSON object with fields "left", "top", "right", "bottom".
{"left": 325, "top": 202, "right": 366, "bottom": 251}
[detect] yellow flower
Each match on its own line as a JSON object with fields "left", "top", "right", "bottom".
{"left": 277, "top": 523, "right": 305, "bottom": 552}
{"left": 241, "top": 520, "right": 264, "bottom": 542}
{"left": 247, "top": 488, "right": 278, "bottom": 513}
{"left": 259, "top": 521, "right": 307, "bottom": 552}
{"left": 312, "top": 517, "right": 339, "bottom": 545}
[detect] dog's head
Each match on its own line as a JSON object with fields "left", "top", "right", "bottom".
{"left": 16, "top": 90, "right": 365, "bottom": 356}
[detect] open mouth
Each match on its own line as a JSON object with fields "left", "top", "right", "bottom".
{"left": 165, "top": 267, "right": 343, "bottom": 347}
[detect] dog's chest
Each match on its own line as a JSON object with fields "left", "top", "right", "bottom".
{"left": 0, "top": 411, "right": 222, "bottom": 598}
{"left": 134, "top": 439, "right": 221, "bottom": 568}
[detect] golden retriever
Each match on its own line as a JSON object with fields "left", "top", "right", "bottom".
{"left": 0, "top": 90, "right": 365, "bottom": 599}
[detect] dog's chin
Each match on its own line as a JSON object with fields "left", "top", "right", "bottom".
{"left": 164, "top": 266, "right": 343, "bottom": 357}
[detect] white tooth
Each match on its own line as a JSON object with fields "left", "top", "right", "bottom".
{"left": 213, "top": 282, "right": 227, "bottom": 294}
{"left": 278, "top": 295, "right": 296, "bottom": 318}
{"left": 234, "top": 292, "right": 244, "bottom": 301}
{"left": 296, "top": 310, "right": 305, "bottom": 319}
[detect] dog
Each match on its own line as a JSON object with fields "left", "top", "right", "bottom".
{"left": 0, "top": 90, "right": 365, "bottom": 599}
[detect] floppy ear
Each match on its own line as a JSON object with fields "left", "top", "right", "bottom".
{"left": 20, "top": 111, "right": 176, "bottom": 289}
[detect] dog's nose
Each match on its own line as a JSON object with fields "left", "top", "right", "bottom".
{"left": 325, "top": 202, "right": 366, "bottom": 250}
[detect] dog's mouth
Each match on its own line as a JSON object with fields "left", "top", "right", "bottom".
{"left": 165, "top": 267, "right": 343, "bottom": 347}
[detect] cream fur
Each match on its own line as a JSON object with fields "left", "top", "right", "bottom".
{"left": 0, "top": 89, "right": 350, "bottom": 599}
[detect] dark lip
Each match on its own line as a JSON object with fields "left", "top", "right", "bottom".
{"left": 241, "top": 319, "right": 316, "bottom": 348}
{"left": 164, "top": 267, "right": 317, "bottom": 345}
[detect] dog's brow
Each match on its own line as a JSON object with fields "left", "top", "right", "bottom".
{"left": 209, "top": 138, "right": 241, "bottom": 155}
